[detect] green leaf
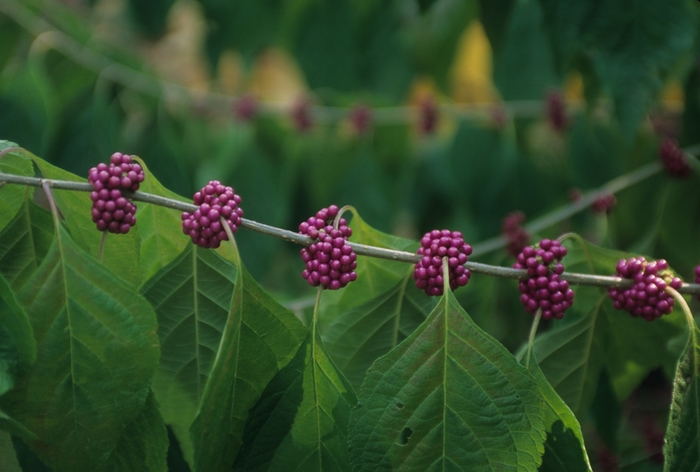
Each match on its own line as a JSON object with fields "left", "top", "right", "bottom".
{"left": 190, "top": 245, "right": 308, "bottom": 471}
{"left": 140, "top": 244, "right": 238, "bottom": 465}
{"left": 234, "top": 318, "right": 357, "bottom": 471}
{"left": 133, "top": 157, "right": 191, "bottom": 283}
{"left": 31, "top": 154, "right": 142, "bottom": 287}
{"left": 0, "top": 147, "right": 34, "bottom": 233}
{"left": 319, "top": 211, "right": 435, "bottom": 390}
{"left": 521, "top": 350, "right": 592, "bottom": 471}
{"left": 0, "top": 200, "right": 54, "bottom": 291}
{"left": 0, "top": 408, "right": 36, "bottom": 442}
{"left": 105, "top": 390, "right": 168, "bottom": 472}
{"left": 0, "top": 430, "right": 22, "bottom": 472}
{"left": 663, "top": 324, "right": 700, "bottom": 472}
{"left": 349, "top": 289, "right": 546, "bottom": 470}
{"left": 0, "top": 225, "right": 160, "bottom": 472}
{"left": 0, "top": 275, "right": 36, "bottom": 396}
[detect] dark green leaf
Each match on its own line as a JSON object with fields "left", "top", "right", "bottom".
{"left": 0, "top": 275, "right": 35, "bottom": 396}
{"left": 663, "top": 324, "right": 700, "bottom": 472}
{"left": 140, "top": 244, "right": 238, "bottom": 465}
{"left": 349, "top": 289, "right": 546, "bottom": 470}
{"left": 105, "top": 390, "right": 168, "bottom": 472}
{"left": 190, "top": 246, "right": 307, "bottom": 471}
{"left": 0, "top": 200, "right": 54, "bottom": 291}
{"left": 234, "top": 320, "right": 357, "bottom": 471}
{"left": 0, "top": 225, "right": 159, "bottom": 472}
{"left": 0, "top": 431, "right": 21, "bottom": 472}
{"left": 31, "top": 155, "right": 142, "bottom": 287}
{"left": 521, "top": 349, "right": 592, "bottom": 471}
{"left": 0, "top": 147, "right": 34, "bottom": 233}
{"left": 320, "top": 211, "right": 435, "bottom": 390}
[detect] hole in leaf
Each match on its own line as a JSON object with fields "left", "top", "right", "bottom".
{"left": 397, "top": 427, "right": 413, "bottom": 446}
{"left": 396, "top": 401, "right": 404, "bottom": 409}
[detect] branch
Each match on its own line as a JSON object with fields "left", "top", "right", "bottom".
{"left": 2, "top": 170, "right": 699, "bottom": 296}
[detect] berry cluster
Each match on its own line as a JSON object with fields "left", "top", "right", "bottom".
{"left": 502, "top": 211, "right": 530, "bottom": 258}
{"left": 181, "top": 181, "right": 244, "bottom": 248}
{"left": 87, "top": 152, "right": 144, "bottom": 234}
{"left": 546, "top": 90, "right": 568, "bottom": 132}
{"left": 695, "top": 265, "right": 700, "bottom": 300}
{"left": 291, "top": 97, "right": 313, "bottom": 133}
{"left": 233, "top": 94, "right": 258, "bottom": 122}
{"left": 513, "top": 239, "right": 575, "bottom": 320}
{"left": 592, "top": 193, "right": 617, "bottom": 215}
{"left": 349, "top": 104, "right": 372, "bottom": 135}
{"left": 659, "top": 139, "right": 692, "bottom": 178}
{"left": 413, "top": 230, "right": 472, "bottom": 296}
{"left": 608, "top": 257, "right": 682, "bottom": 321}
{"left": 299, "top": 205, "right": 357, "bottom": 290}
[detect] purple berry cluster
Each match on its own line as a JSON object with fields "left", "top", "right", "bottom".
{"left": 413, "top": 230, "right": 472, "bottom": 296}
{"left": 418, "top": 95, "right": 438, "bottom": 135}
{"left": 608, "top": 257, "right": 682, "bottom": 321}
{"left": 514, "top": 239, "right": 574, "bottom": 320}
{"left": 695, "top": 265, "right": 700, "bottom": 300}
{"left": 592, "top": 194, "right": 617, "bottom": 215}
{"left": 87, "top": 152, "right": 144, "bottom": 234}
{"left": 233, "top": 94, "right": 258, "bottom": 122}
{"left": 181, "top": 181, "right": 244, "bottom": 248}
{"left": 291, "top": 97, "right": 313, "bottom": 133}
{"left": 349, "top": 104, "right": 372, "bottom": 135}
{"left": 502, "top": 211, "right": 530, "bottom": 258}
{"left": 659, "top": 139, "right": 692, "bottom": 178}
{"left": 299, "top": 205, "right": 357, "bottom": 290}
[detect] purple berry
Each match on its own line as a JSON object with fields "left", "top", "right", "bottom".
{"left": 417, "top": 95, "right": 438, "bottom": 135}
{"left": 502, "top": 211, "right": 530, "bottom": 258}
{"left": 591, "top": 194, "right": 617, "bottom": 215}
{"left": 608, "top": 256, "right": 681, "bottom": 321}
{"left": 659, "top": 139, "right": 692, "bottom": 178}
{"left": 291, "top": 97, "right": 313, "bottom": 133}
{"left": 299, "top": 205, "right": 357, "bottom": 290}
{"left": 349, "top": 104, "right": 372, "bottom": 135}
{"left": 514, "top": 239, "right": 574, "bottom": 320}
{"left": 694, "top": 264, "right": 700, "bottom": 300}
{"left": 413, "top": 229, "right": 472, "bottom": 296}
{"left": 182, "top": 180, "right": 244, "bottom": 248}
{"left": 546, "top": 90, "right": 568, "bottom": 132}
{"left": 233, "top": 94, "right": 258, "bottom": 122}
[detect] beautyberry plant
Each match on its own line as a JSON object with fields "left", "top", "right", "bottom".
{"left": 299, "top": 205, "right": 358, "bottom": 289}
{"left": 87, "top": 152, "right": 144, "bottom": 234}
{"left": 412, "top": 229, "right": 472, "bottom": 296}
{"left": 608, "top": 257, "right": 683, "bottom": 321}
{"left": 513, "top": 238, "right": 574, "bottom": 320}
{"left": 660, "top": 139, "right": 692, "bottom": 177}
{"left": 181, "top": 180, "right": 244, "bottom": 248}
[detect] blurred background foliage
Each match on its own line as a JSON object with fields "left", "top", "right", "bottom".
{"left": 1, "top": 0, "right": 700, "bottom": 345}
{"left": 3, "top": 1, "right": 700, "bottom": 470}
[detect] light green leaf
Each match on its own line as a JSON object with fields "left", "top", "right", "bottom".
{"left": 320, "top": 211, "right": 435, "bottom": 390}
{"left": 0, "top": 225, "right": 160, "bottom": 472}
{"left": 0, "top": 200, "right": 54, "bottom": 291}
{"left": 663, "top": 324, "right": 700, "bottom": 472}
{"left": 140, "top": 244, "right": 238, "bottom": 466}
{"left": 105, "top": 390, "right": 168, "bottom": 472}
{"left": 31, "top": 154, "right": 142, "bottom": 287}
{"left": 233, "top": 319, "right": 357, "bottom": 471}
{"left": 0, "top": 275, "right": 36, "bottom": 396}
{"left": 133, "top": 157, "right": 190, "bottom": 283}
{"left": 521, "top": 350, "right": 592, "bottom": 471}
{"left": 191, "top": 244, "right": 308, "bottom": 471}
{"left": 349, "top": 289, "right": 546, "bottom": 470}
{"left": 0, "top": 146, "right": 34, "bottom": 233}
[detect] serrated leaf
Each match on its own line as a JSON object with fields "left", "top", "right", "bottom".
{"left": 0, "top": 275, "right": 36, "bottom": 396}
{"left": 140, "top": 244, "right": 238, "bottom": 465}
{"left": 0, "top": 225, "right": 159, "bottom": 472}
{"left": 0, "top": 200, "right": 54, "bottom": 291}
{"left": 190, "top": 243, "right": 308, "bottom": 471}
{"left": 105, "top": 390, "right": 168, "bottom": 472}
{"left": 133, "top": 157, "right": 191, "bottom": 283}
{"left": 0, "top": 147, "right": 34, "bottom": 233}
{"left": 233, "top": 318, "right": 357, "bottom": 471}
{"left": 320, "top": 211, "right": 435, "bottom": 390}
{"left": 663, "top": 324, "right": 700, "bottom": 472}
{"left": 521, "top": 350, "right": 592, "bottom": 471}
{"left": 31, "top": 154, "right": 142, "bottom": 287}
{"left": 349, "top": 289, "right": 546, "bottom": 470}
